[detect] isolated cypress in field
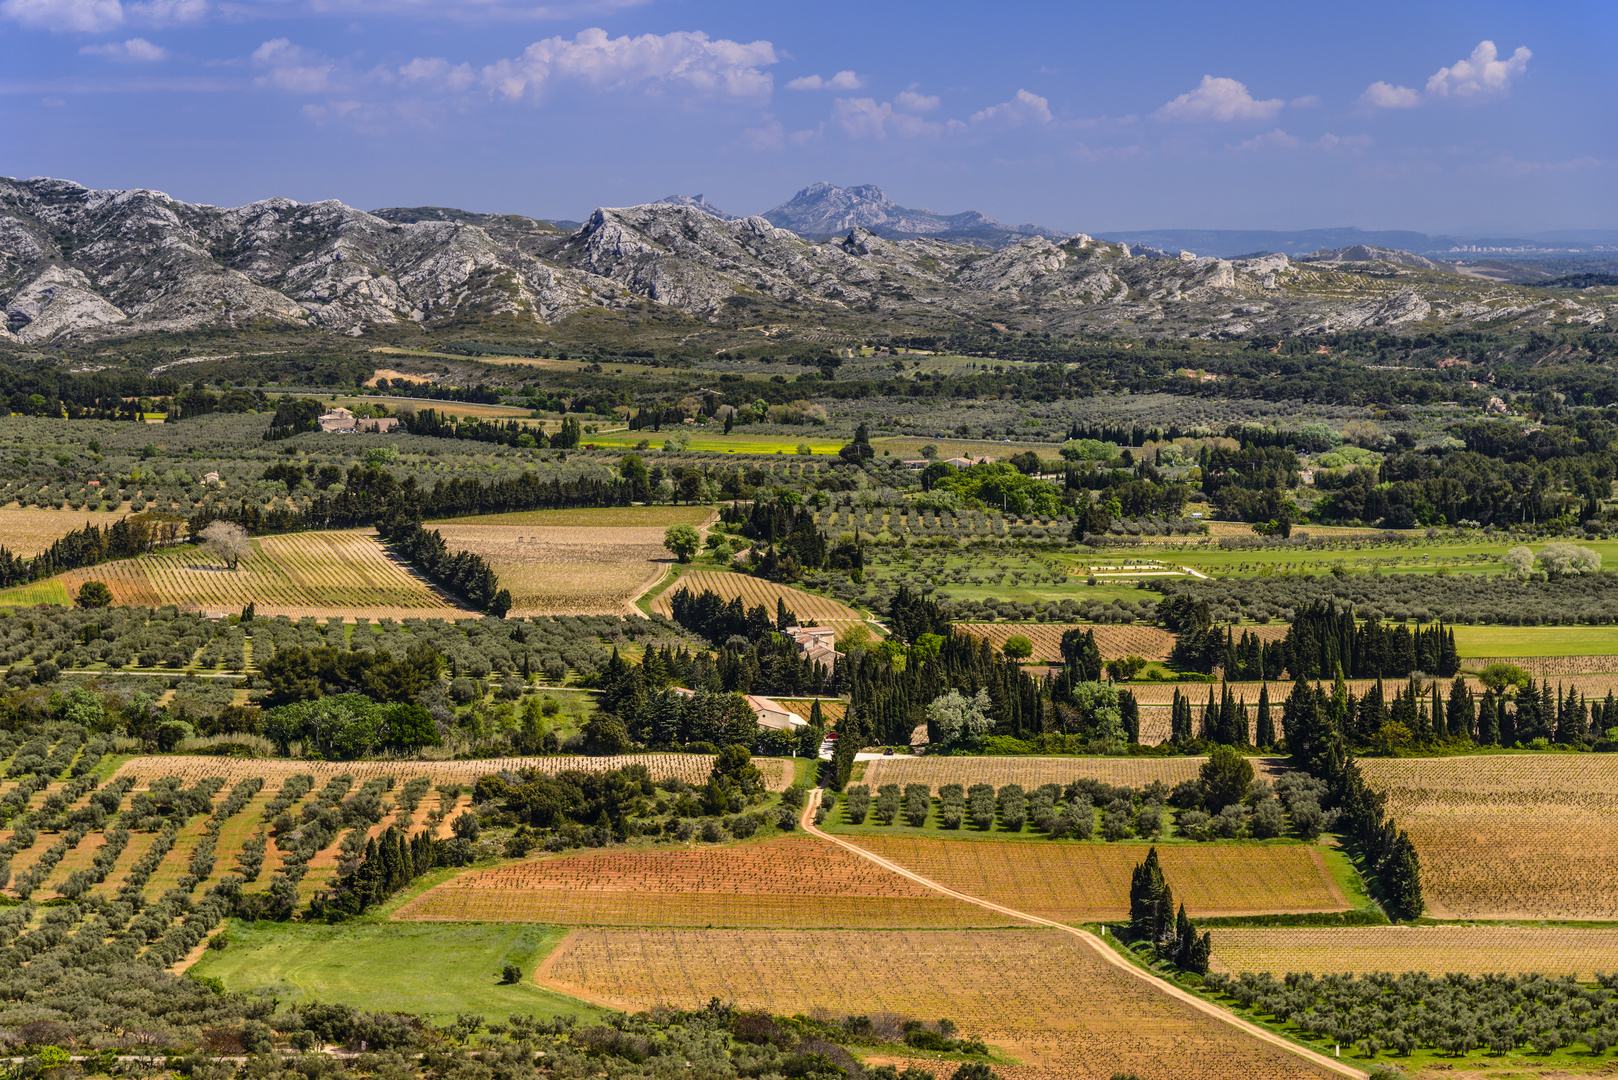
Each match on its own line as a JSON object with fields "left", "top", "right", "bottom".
{"left": 1254, "top": 684, "right": 1275, "bottom": 748}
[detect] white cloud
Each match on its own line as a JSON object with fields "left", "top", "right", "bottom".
{"left": 741, "top": 119, "right": 783, "bottom": 151}
{"left": 1426, "top": 40, "right": 1530, "bottom": 98}
{"left": 127, "top": 0, "right": 203, "bottom": 21}
{"left": 398, "top": 55, "right": 476, "bottom": 90}
{"left": 785, "top": 70, "right": 862, "bottom": 91}
{"left": 252, "top": 37, "right": 337, "bottom": 93}
{"left": 895, "top": 89, "right": 938, "bottom": 113}
{"left": 80, "top": 35, "right": 168, "bottom": 59}
{"left": 1235, "top": 128, "right": 1371, "bottom": 152}
{"left": 1, "top": 0, "right": 125, "bottom": 32}
{"left": 827, "top": 96, "right": 948, "bottom": 139}
{"left": 1290, "top": 94, "right": 1320, "bottom": 108}
{"left": 1153, "top": 75, "right": 1282, "bottom": 122}
{"left": 479, "top": 27, "right": 777, "bottom": 102}
{"left": 1360, "top": 80, "right": 1421, "bottom": 108}
{"left": 1361, "top": 40, "right": 1531, "bottom": 110}
{"left": 968, "top": 88, "right": 1051, "bottom": 128}
{"left": 0, "top": 0, "right": 204, "bottom": 30}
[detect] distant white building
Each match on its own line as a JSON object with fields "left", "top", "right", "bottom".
{"left": 747, "top": 695, "right": 805, "bottom": 732}
{"left": 319, "top": 407, "right": 356, "bottom": 433}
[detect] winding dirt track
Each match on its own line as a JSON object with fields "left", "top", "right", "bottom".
{"left": 799, "top": 790, "right": 1365, "bottom": 1080}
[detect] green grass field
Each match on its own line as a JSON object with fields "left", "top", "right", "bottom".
{"left": 192, "top": 921, "right": 601, "bottom": 1023}
{"left": 0, "top": 578, "right": 72, "bottom": 606}
{"left": 1451, "top": 625, "right": 1618, "bottom": 658}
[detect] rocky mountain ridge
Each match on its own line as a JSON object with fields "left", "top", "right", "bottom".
{"left": 0, "top": 176, "right": 1606, "bottom": 346}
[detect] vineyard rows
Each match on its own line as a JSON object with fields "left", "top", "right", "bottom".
{"left": 1361, "top": 755, "right": 1618, "bottom": 919}
{"left": 1211, "top": 926, "right": 1618, "bottom": 980}
{"left": 652, "top": 570, "right": 864, "bottom": 625}
{"left": 47, "top": 530, "right": 465, "bottom": 619}
{"left": 396, "top": 836, "right": 1001, "bottom": 927}
{"left": 956, "top": 623, "right": 1177, "bottom": 662}
{"left": 852, "top": 836, "right": 1350, "bottom": 921}
{"left": 539, "top": 927, "right": 1339, "bottom": 1080}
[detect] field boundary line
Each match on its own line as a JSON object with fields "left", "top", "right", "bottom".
{"left": 800, "top": 790, "right": 1365, "bottom": 1080}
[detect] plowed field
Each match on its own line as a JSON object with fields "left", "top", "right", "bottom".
{"left": 1212, "top": 926, "right": 1618, "bottom": 980}
{"left": 651, "top": 571, "right": 863, "bottom": 626}
{"left": 539, "top": 927, "right": 1337, "bottom": 1080}
{"left": 851, "top": 836, "right": 1350, "bottom": 921}
{"left": 40, "top": 530, "right": 467, "bottom": 619}
{"left": 109, "top": 753, "right": 793, "bottom": 792}
{"left": 429, "top": 522, "right": 669, "bottom": 615}
{"left": 1361, "top": 755, "right": 1618, "bottom": 919}
{"left": 395, "top": 835, "right": 1004, "bottom": 927}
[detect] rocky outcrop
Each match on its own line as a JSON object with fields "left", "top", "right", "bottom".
{"left": 0, "top": 175, "right": 1606, "bottom": 344}
{"left": 762, "top": 181, "right": 1061, "bottom": 246}
{"left": 654, "top": 194, "right": 736, "bottom": 220}
{"left": 1301, "top": 245, "right": 1444, "bottom": 271}
{"left": 6, "top": 265, "right": 126, "bottom": 342}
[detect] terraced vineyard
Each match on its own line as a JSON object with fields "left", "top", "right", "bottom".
{"left": 852, "top": 835, "right": 1350, "bottom": 921}
{"left": 34, "top": 530, "right": 466, "bottom": 619}
{"left": 539, "top": 927, "right": 1339, "bottom": 1080}
{"left": 1211, "top": 926, "right": 1618, "bottom": 980}
{"left": 652, "top": 570, "right": 864, "bottom": 626}
{"left": 1361, "top": 755, "right": 1618, "bottom": 919}
{"left": 395, "top": 836, "right": 1004, "bottom": 927}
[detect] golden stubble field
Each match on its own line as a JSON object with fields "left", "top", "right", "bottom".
{"left": 0, "top": 506, "right": 128, "bottom": 556}
{"left": 539, "top": 927, "right": 1338, "bottom": 1080}
{"left": 1211, "top": 926, "right": 1618, "bottom": 980}
{"left": 1362, "top": 755, "right": 1618, "bottom": 919}
{"left": 429, "top": 522, "right": 670, "bottom": 615}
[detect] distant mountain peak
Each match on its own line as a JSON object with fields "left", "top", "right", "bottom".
{"left": 653, "top": 194, "right": 736, "bottom": 220}
{"left": 762, "top": 181, "right": 1061, "bottom": 248}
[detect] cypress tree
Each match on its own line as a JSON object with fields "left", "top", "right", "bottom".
{"left": 1382, "top": 830, "right": 1425, "bottom": 921}
{"left": 1255, "top": 684, "right": 1275, "bottom": 748}
{"left": 1476, "top": 690, "right": 1500, "bottom": 745}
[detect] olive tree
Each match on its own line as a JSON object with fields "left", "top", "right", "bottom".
{"left": 199, "top": 520, "right": 252, "bottom": 570}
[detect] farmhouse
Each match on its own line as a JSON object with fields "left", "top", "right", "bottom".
{"left": 784, "top": 625, "right": 838, "bottom": 671}
{"left": 746, "top": 695, "right": 805, "bottom": 732}
{"left": 357, "top": 416, "right": 398, "bottom": 433}
{"left": 670, "top": 686, "right": 806, "bottom": 731}
{"left": 318, "top": 407, "right": 357, "bottom": 432}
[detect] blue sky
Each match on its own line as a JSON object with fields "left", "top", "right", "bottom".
{"left": 0, "top": 0, "right": 1612, "bottom": 234}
